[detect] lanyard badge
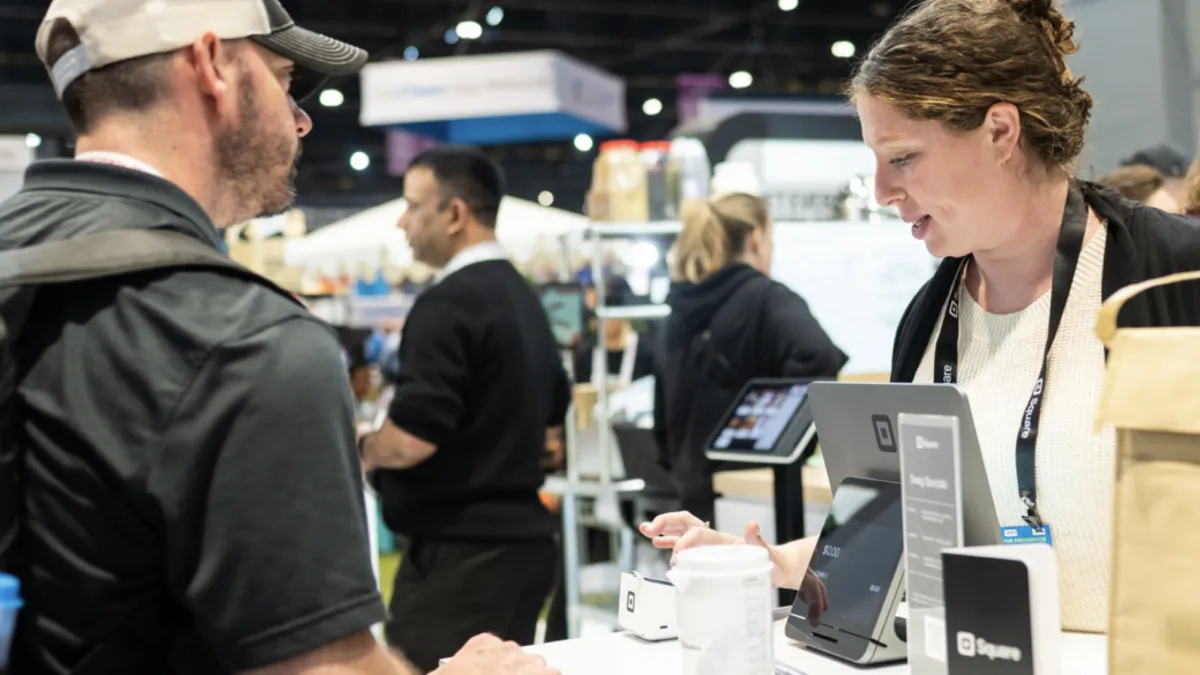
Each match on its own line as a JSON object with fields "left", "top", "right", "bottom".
{"left": 933, "top": 184, "right": 1089, "bottom": 531}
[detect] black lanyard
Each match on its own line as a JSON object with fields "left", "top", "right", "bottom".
{"left": 933, "top": 184, "right": 1089, "bottom": 529}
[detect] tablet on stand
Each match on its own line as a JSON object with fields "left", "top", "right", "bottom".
{"left": 704, "top": 377, "right": 825, "bottom": 607}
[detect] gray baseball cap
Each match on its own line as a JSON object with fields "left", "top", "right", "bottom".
{"left": 35, "top": 0, "right": 368, "bottom": 102}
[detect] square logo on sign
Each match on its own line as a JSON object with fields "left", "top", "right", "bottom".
{"left": 872, "top": 415, "right": 896, "bottom": 453}
{"left": 625, "top": 591, "right": 636, "bottom": 613}
{"left": 956, "top": 631, "right": 976, "bottom": 657}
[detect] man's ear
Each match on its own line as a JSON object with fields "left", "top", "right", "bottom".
{"left": 445, "top": 197, "right": 469, "bottom": 236}
{"left": 186, "top": 33, "right": 234, "bottom": 111}
{"left": 984, "top": 102, "right": 1022, "bottom": 166}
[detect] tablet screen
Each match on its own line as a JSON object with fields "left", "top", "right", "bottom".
{"left": 809, "top": 478, "right": 904, "bottom": 638}
{"left": 710, "top": 384, "right": 808, "bottom": 452}
{"left": 536, "top": 283, "right": 586, "bottom": 349}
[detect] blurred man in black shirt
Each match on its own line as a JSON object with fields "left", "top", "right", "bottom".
{"left": 359, "top": 147, "right": 569, "bottom": 672}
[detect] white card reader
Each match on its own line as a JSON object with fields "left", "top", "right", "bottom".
{"left": 617, "top": 572, "right": 678, "bottom": 641}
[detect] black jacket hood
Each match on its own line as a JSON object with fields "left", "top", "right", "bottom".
{"left": 665, "top": 264, "right": 763, "bottom": 342}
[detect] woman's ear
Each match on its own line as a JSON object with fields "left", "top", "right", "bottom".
{"left": 984, "top": 102, "right": 1022, "bottom": 166}
{"left": 749, "top": 226, "right": 768, "bottom": 258}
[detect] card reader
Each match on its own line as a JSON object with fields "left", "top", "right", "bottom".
{"left": 785, "top": 476, "right": 907, "bottom": 665}
{"left": 617, "top": 572, "right": 678, "bottom": 641}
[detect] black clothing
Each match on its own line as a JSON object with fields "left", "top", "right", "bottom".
{"left": 654, "top": 264, "right": 848, "bottom": 521}
{"left": 890, "top": 181, "right": 1200, "bottom": 383}
{"left": 2, "top": 161, "right": 386, "bottom": 674}
{"left": 572, "top": 337, "right": 655, "bottom": 384}
{"left": 377, "top": 259, "right": 570, "bottom": 541}
{"left": 385, "top": 537, "right": 557, "bottom": 673}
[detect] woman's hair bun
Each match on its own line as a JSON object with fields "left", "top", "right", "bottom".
{"left": 1007, "top": 0, "right": 1079, "bottom": 56}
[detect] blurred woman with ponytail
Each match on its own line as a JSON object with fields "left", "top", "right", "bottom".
{"left": 653, "top": 193, "right": 847, "bottom": 523}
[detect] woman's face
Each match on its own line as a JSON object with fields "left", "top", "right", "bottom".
{"left": 859, "top": 95, "right": 1023, "bottom": 259}
{"left": 1145, "top": 187, "right": 1180, "bottom": 214}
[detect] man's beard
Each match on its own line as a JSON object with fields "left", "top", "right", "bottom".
{"left": 215, "top": 79, "right": 301, "bottom": 223}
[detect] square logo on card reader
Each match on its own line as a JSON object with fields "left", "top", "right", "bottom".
{"left": 872, "top": 415, "right": 897, "bottom": 452}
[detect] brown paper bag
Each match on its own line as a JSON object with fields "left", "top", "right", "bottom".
{"left": 1095, "top": 271, "right": 1200, "bottom": 675}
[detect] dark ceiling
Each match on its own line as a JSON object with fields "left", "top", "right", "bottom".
{"left": 0, "top": 0, "right": 905, "bottom": 213}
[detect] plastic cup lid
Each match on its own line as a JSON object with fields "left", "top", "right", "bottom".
{"left": 0, "top": 573, "right": 22, "bottom": 607}
{"left": 673, "top": 545, "right": 770, "bottom": 573}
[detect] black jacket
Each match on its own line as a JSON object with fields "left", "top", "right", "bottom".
{"left": 890, "top": 181, "right": 1200, "bottom": 382}
{"left": 654, "top": 264, "right": 847, "bottom": 514}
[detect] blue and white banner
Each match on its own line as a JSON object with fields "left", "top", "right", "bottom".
{"left": 359, "top": 50, "right": 627, "bottom": 145}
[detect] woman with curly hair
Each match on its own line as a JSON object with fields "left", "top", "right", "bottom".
{"left": 642, "top": 0, "right": 1200, "bottom": 634}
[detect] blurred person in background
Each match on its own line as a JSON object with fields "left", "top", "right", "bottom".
{"left": 2, "top": 2, "right": 555, "bottom": 675}
{"left": 572, "top": 277, "right": 656, "bottom": 386}
{"left": 1121, "top": 142, "right": 1190, "bottom": 205}
{"left": 1180, "top": 142, "right": 1200, "bottom": 218}
{"left": 642, "top": 0, "right": 1200, "bottom": 636}
{"left": 1097, "top": 164, "right": 1180, "bottom": 212}
{"left": 358, "top": 146, "right": 569, "bottom": 673}
{"left": 653, "top": 193, "right": 848, "bottom": 523}
{"left": 349, "top": 358, "right": 374, "bottom": 404}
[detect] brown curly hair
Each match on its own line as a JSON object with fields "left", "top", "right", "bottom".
{"left": 850, "top": 0, "right": 1094, "bottom": 174}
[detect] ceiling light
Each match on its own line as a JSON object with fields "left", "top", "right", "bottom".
{"left": 404, "top": 46, "right": 419, "bottom": 61}
{"left": 538, "top": 191, "right": 555, "bottom": 207}
{"left": 318, "top": 89, "right": 344, "bottom": 108}
{"left": 350, "top": 151, "right": 371, "bottom": 172}
{"left": 456, "top": 21, "right": 483, "bottom": 40}
{"left": 778, "top": 0, "right": 799, "bottom": 10}
{"left": 642, "top": 98, "right": 663, "bottom": 116}
{"left": 25, "top": 133, "right": 41, "bottom": 149}
{"left": 831, "top": 40, "right": 857, "bottom": 59}
{"left": 444, "top": 29, "right": 459, "bottom": 45}
{"left": 729, "top": 71, "right": 754, "bottom": 89}
{"left": 573, "top": 134, "right": 594, "bottom": 152}
{"left": 486, "top": 7, "right": 504, "bottom": 26}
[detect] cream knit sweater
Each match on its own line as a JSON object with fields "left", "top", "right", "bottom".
{"left": 914, "top": 225, "right": 1114, "bottom": 634}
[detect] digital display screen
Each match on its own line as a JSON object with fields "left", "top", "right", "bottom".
{"left": 537, "top": 284, "right": 585, "bottom": 349}
{"left": 711, "top": 384, "right": 808, "bottom": 452}
{"left": 809, "top": 478, "right": 904, "bottom": 638}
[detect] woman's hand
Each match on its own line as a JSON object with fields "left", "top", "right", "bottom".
{"left": 638, "top": 512, "right": 715, "bottom": 549}
{"left": 638, "top": 512, "right": 798, "bottom": 590}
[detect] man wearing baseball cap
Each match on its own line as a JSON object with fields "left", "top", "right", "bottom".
{"left": 0, "top": 1, "right": 557, "bottom": 674}
{"left": 1120, "top": 142, "right": 1192, "bottom": 204}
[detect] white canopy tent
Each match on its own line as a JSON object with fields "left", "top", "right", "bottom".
{"left": 285, "top": 196, "right": 589, "bottom": 274}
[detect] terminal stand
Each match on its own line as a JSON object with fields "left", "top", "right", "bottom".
{"left": 772, "top": 459, "right": 810, "bottom": 608}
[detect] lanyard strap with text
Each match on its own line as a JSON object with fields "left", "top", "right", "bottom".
{"left": 933, "top": 184, "right": 1088, "bottom": 529}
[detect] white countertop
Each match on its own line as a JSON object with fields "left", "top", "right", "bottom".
{"left": 527, "top": 619, "right": 1108, "bottom": 674}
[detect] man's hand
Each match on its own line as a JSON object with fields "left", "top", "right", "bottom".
{"left": 433, "top": 635, "right": 559, "bottom": 675}
{"left": 545, "top": 427, "right": 564, "bottom": 471}
{"left": 360, "top": 420, "right": 437, "bottom": 472}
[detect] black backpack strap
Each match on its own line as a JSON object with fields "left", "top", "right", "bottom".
{"left": 0, "top": 229, "right": 251, "bottom": 286}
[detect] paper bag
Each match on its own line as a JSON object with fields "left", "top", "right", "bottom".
{"left": 1095, "top": 271, "right": 1200, "bottom": 675}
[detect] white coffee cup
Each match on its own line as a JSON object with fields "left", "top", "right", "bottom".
{"left": 666, "top": 545, "right": 774, "bottom": 675}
